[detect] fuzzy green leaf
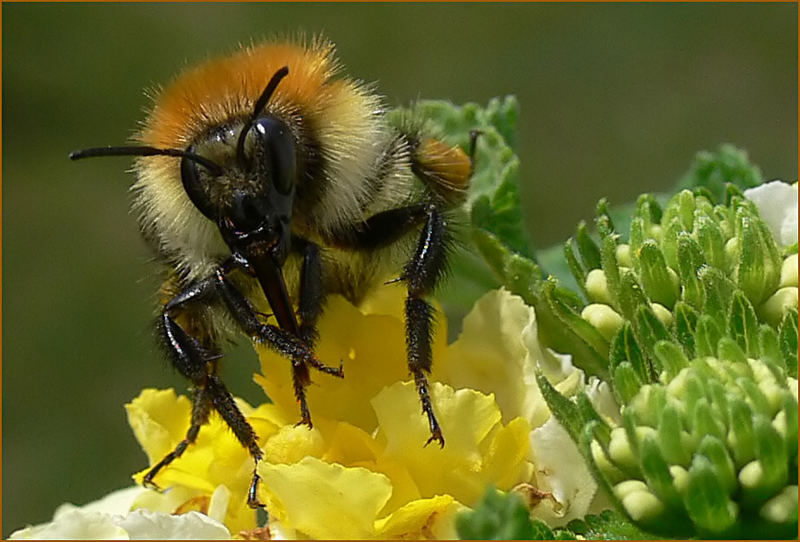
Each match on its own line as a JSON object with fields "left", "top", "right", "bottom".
{"left": 778, "top": 308, "right": 798, "bottom": 378}
{"left": 456, "top": 488, "right": 550, "bottom": 540}
{"left": 560, "top": 509, "right": 659, "bottom": 540}
{"left": 678, "top": 144, "right": 763, "bottom": 203}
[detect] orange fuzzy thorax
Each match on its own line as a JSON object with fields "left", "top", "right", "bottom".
{"left": 139, "top": 40, "right": 340, "bottom": 149}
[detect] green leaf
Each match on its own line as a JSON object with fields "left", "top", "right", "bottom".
{"left": 576, "top": 220, "right": 602, "bottom": 270}
{"left": 758, "top": 324, "right": 786, "bottom": 377}
{"left": 612, "top": 361, "right": 643, "bottom": 405}
{"left": 637, "top": 241, "right": 679, "bottom": 308}
{"left": 727, "top": 396, "right": 757, "bottom": 467}
{"left": 699, "top": 266, "right": 737, "bottom": 330}
{"left": 673, "top": 301, "right": 699, "bottom": 358}
{"left": 676, "top": 234, "right": 706, "bottom": 310}
{"left": 677, "top": 144, "right": 763, "bottom": 204}
{"left": 728, "top": 290, "right": 760, "bottom": 357}
{"left": 610, "top": 323, "right": 648, "bottom": 384}
{"left": 543, "top": 279, "right": 610, "bottom": 377}
{"left": 684, "top": 455, "right": 738, "bottom": 535}
{"left": 536, "top": 371, "right": 584, "bottom": 444}
{"left": 657, "top": 404, "right": 691, "bottom": 466}
{"left": 473, "top": 228, "right": 610, "bottom": 373}
{"left": 654, "top": 340, "right": 689, "bottom": 380}
{"left": 639, "top": 435, "right": 684, "bottom": 511}
{"left": 695, "top": 213, "right": 728, "bottom": 272}
{"left": 456, "top": 488, "right": 550, "bottom": 540}
{"left": 564, "top": 237, "right": 588, "bottom": 297}
{"left": 632, "top": 305, "right": 672, "bottom": 376}
{"left": 559, "top": 509, "right": 660, "bottom": 540}
{"left": 778, "top": 308, "right": 798, "bottom": 378}
{"left": 696, "top": 435, "right": 737, "bottom": 496}
{"left": 737, "top": 212, "right": 781, "bottom": 306}
{"left": 695, "top": 314, "right": 722, "bottom": 357}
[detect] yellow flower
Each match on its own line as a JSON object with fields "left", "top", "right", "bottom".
{"left": 125, "top": 284, "right": 603, "bottom": 538}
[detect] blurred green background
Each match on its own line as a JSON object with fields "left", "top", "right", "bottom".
{"left": 3, "top": 3, "right": 796, "bottom": 535}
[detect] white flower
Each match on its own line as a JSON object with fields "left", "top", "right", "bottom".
{"left": 744, "top": 180, "right": 798, "bottom": 247}
{"left": 8, "top": 486, "right": 231, "bottom": 540}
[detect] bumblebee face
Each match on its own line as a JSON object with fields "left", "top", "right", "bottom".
{"left": 182, "top": 112, "right": 297, "bottom": 265}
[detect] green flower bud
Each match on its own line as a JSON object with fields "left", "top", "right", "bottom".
{"left": 758, "top": 287, "right": 799, "bottom": 327}
{"left": 582, "top": 303, "right": 624, "bottom": 341}
{"left": 590, "top": 438, "right": 627, "bottom": 484}
{"left": 616, "top": 243, "right": 633, "bottom": 268}
{"left": 760, "top": 486, "right": 798, "bottom": 525}
{"left": 737, "top": 213, "right": 781, "bottom": 306}
{"left": 780, "top": 253, "right": 798, "bottom": 289}
{"left": 615, "top": 482, "right": 665, "bottom": 524}
{"left": 651, "top": 303, "right": 673, "bottom": 327}
{"left": 585, "top": 269, "right": 613, "bottom": 305}
{"left": 608, "top": 426, "right": 638, "bottom": 472}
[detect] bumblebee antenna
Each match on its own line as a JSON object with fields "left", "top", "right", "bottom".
{"left": 236, "top": 66, "right": 290, "bottom": 168}
{"left": 69, "top": 146, "right": 224, "bottom": 176}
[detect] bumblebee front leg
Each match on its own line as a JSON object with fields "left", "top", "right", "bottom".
{"left": 212, "top": 258, "right": 342, "bottom": 429}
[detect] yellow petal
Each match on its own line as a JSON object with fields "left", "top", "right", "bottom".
{"left": 435, "top": 289, "right": 560, "bottom": 428}
{"left": 375, "top": 495, "right": 465, "bottom": 539}
{"left": 320, "top": 421, "right": 383, "bottom": 466}
{"left": 125, "top": 389, "right": 192, "bottom": 464}
{"left": 126, "top": 389, "right": 276, "bottom": 533}
{"left": 372, "top": 381, "right": 520, "bottom": 506}
{"left": 255, "top": 293, "right": 447, "bottom": 434}
{"left": 263, "top": 423, "right": 326, "bottom": 465}
{"left": 480, "top": 417, "right": 533, "bottom": 489}
{"left": 258, "top": 456, "right": 392, "bottom": 539}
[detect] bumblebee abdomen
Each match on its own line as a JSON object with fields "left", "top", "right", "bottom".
{"left": 411, "top": 138, "right": 471, "bottom": 203}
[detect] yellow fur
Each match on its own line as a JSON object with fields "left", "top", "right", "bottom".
{"left": 132, "top": 39, "right": 399, "bottom": 282}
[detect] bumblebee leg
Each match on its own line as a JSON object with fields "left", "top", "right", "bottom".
{"left": 204, "top": 373, "right": 264, "bottom": 508}
{"left": 334, "top": 203, "right": 450, "bottom": 446}
{"left": 143, "top": 383, "right": 212, "bottom": 490}
{"left": 295, "top": 237, "right": 326, "bottom": 347}
{"left": 212, "top": 266, "right": 343, "bottom": 430}
{"left": 154, "top": 275, "right": 266, "bottom": 508}
{"left": 402, "top": 203, "right": 450, "bottom": 447}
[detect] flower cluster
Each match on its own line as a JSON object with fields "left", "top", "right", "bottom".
{"left": 544, "top": 180, "right": 798, "bottom": 538}
{"left": 115, "top": 284, "right": 611, "bottom": 539}
{"left": 8, "top": 89, "right": 796, "bottom": 539}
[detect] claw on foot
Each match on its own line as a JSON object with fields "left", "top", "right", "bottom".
{"left": 142, "top": 475, "right": 163, "bottom": 492}
{"left": 294, "top": 415, "right": 313, "bottom": 429}
{"left": 424, "top": 429, "right": 445, "bottom": 448}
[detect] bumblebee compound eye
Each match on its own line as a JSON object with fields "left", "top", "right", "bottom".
{"left": 180, "top": 149, "right": 220, "bottom": 221}
{"left": 252, "top": 116, "right": 297, "bottom": 196}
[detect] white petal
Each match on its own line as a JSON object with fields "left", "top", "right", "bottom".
{"left": 54, "top": 486, "right": 146, "bottom": 520}
{"left": 9, "top": 509, "right": 129, "bottom": 540}
{"left": 115, "top": 509, "right": 231, "bottom": 540}
{"left": 529, "top": 417, "right": 597, "bottom": 526}
{"left": 744, "top": 181, "right": 798, "bottom": 247}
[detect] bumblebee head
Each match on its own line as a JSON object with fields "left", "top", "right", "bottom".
{"left": 71, "top": 67, "right": 297, "bottom": 266}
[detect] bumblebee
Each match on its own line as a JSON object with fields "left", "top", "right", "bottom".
{"left": 71, "top": 38, "right": 474, "bottom": 508}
